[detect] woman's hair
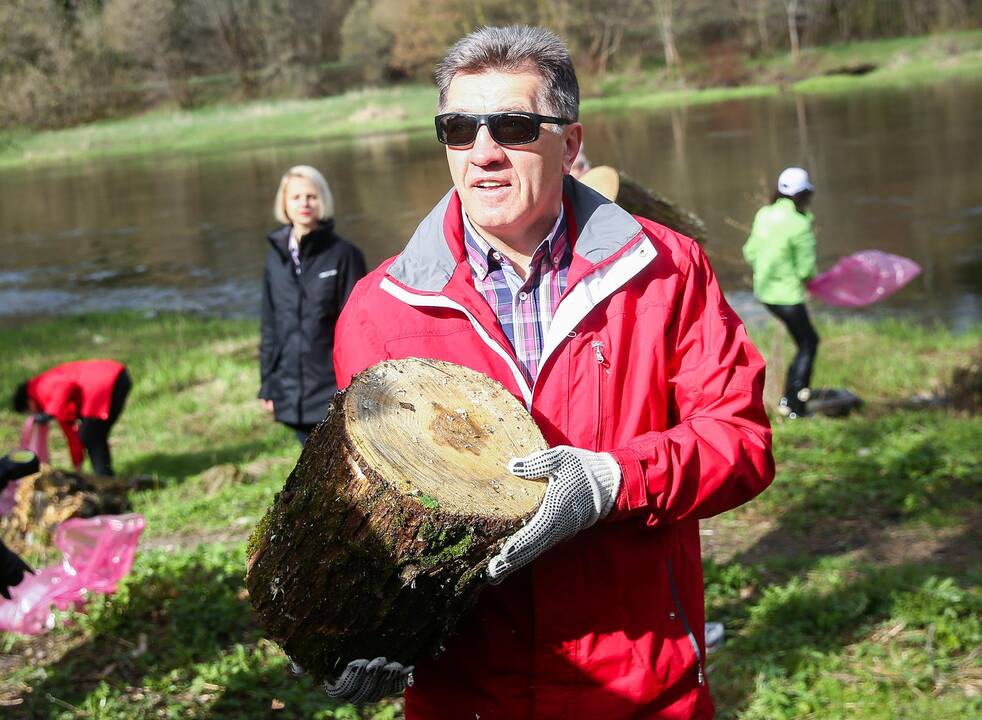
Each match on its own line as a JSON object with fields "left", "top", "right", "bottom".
{"left": 435, "top": 26, "right": 580, "bottom": 122}
{"left": 12, "top": 382, "right": 29, "bottom": 413}
{"left": 273, "top": 165, "right": 335, "bottom": 225}
{"left": 772, "top": 189, "right": 813, "bottom": 216}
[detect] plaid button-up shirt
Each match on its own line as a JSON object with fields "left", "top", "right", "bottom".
{"left": 463, "top": 208, "right": 572, "bottom": 385}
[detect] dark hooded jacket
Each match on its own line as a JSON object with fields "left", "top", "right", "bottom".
{"left": 259, "top": 221, "right": 366, "bottom": 427}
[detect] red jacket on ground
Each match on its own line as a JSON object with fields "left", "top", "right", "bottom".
{"left": 334, "top": 177, "right": 774, "bottom": 719}
{"left": 27, "top": 359, "right": 126, "bottom": 467}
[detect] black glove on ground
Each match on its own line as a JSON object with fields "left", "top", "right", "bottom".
{"left": 0, "top": 541, "right": 33, "bottom": 600}
{"left": 0, "top": 449, "right": 40, "bottom": 491}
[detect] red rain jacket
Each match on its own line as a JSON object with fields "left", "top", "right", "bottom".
{"left": 334, "top": 178, "right": 774, "bottom": 719}
{"left": 27, "top": 359, "right": 126, "bottom": 467}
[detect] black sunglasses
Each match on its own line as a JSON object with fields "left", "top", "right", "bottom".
{"left": 435, "top": 112, "right": 571, "bottom": 147}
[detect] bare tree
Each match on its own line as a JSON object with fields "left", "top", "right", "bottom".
{"left": 103, "top": 0, "right": 219, "bottom": 108}
{"left": 550, "top": 0, "right": 647, "bottom": 79}
{"left": 937, "top": 0, "right": 970, "bottom": 31}
{"left": 5, "top": 0, "right": 982, "bottom": 130}
{"left": 340, "top": 0, "right": 394, "bottom": 85}
{"left": 756, "top": 0, "right": 773, "bottom": 53}
{"left": 592, "top": 17, "right": 624, "bottom": 79}
{"left": 653, "top": 0, "right": 682, "bottom": 72}
{"left": 785, "top": 0, "right": 800, "bottom": 62}
{"left": 203, "top": 0, "right": 266, "bottom": 98}
{"left": 734, "top": 0, "right": 775, "bottom": 55}
{"left": 373, "top": 0, "right": 469, "bottom": 80}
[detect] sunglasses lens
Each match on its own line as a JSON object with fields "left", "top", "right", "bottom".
{"left": 489, "top": 114, "right": 537, "bottom": 145}
{"left": 441, "top": 115, "right": 479, "bottom": 145}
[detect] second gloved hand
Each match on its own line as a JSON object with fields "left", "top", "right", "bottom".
{"left": 487, "top": 445, "right": 621, "bottom": 583}
{"left": 324, "top": 657, "right": 414, "bottom": 704}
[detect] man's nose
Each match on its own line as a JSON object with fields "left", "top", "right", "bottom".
{"left": 469, "top": 125, "right": 505, "bottom": 164}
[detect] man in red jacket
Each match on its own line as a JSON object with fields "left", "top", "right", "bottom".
{"left": 328, "top": 26, "right": 774, "bottom": 719}
{"left": 12, "top": 359, "right": 132, "bottom": 476}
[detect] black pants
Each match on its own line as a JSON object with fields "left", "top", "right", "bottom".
{"left": 78, "top": 369, "right": 132, "bottom": 476}
{"left": 765, "top": 303, "right": 819, "bottom": 413}
{"left": 287, "top": 423, "right": 317, "bottom": 447}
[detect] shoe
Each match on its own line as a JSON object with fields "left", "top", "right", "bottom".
{"left": 705, "top": 622, "right": 725, "bottom": 653}
{"left": 780, "top": 392, "right": 809, "bottom": 418}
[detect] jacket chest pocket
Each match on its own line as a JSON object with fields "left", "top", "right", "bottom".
{"left": 307, "top": 268, "right": 339, "bottom": 315}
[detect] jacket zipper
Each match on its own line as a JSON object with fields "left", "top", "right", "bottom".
{"left": 666, "top": 558, "right": 706, "bottom": 687}
{"left": 294, "top": 253, "right": 304, "bottom": 422}
{"left": 591, "top": 340, "right": 606, "bottom": 449}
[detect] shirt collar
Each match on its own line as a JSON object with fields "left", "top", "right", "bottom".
{"left": 462, "top": 206, "right": 566, "bottom": 280}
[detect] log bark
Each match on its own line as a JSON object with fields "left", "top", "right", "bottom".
{"left": 579, "top": 165, "right": 710, "bottom": 244}
{"left": 246, "top": 358, "right": 547, "bottom": 679}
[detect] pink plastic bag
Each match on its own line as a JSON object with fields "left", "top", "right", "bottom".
{"left": 0, "top": 513, "right": 145, "bottom": 634}
{"left": 20, "top": 415, "right": 51, "bottom": 465}
{"left": 807, "top": 251, "right": 921, "bottom": 307}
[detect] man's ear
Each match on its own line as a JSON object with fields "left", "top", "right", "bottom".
{"left": 562, "top": 123, "right": 584, "bottom": 175}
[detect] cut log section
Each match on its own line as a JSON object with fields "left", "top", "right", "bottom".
{"left": 579, "top": 165, "right": 710, "bottom": 244}
{"left": 246, "top": 358, "right": 548, "bottom": 679}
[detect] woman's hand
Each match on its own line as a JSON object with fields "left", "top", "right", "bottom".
{"left": 260, "top": 399, "right": 274, "bottom": 413}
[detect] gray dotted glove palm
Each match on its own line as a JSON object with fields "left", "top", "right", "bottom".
{"left": 487, "top": 446, "right": 621, "bottom": 584}
{"left": 324, "top": 657, "right": 414, "bottom": 705}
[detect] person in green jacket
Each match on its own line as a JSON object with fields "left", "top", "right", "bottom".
{"left": 743, "top": 167, "right": 819, "bottom": 418}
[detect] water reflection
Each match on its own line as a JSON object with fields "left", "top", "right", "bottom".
{"left": 1, "top": 80, "right": 979, "bottom": 329}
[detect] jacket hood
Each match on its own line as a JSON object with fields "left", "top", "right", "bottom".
{"left": 267, "top": 219, "right": 336, "bottom": 260}
{"left": 387, "top": 176, "right": 643, "bottom": 292}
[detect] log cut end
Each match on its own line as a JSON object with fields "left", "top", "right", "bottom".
{"left": 346, "top": 358, "right": 545, "bottom": 518}
{"left": 246, "top": 358, "right": 548, "bottom": 678}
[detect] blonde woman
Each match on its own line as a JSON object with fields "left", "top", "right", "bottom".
{"left": 259, "top": 165, "right": 366, "bottom": 444}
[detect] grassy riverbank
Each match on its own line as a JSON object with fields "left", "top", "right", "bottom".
{"left": 1, "top": 30, "right": 981, "bottom": 170}
{"left": 0, "top": 311, "right": 979, "bottom": 718}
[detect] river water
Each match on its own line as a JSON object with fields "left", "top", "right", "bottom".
{"left": 1, "top": 79, "right": 980, "bottom": 329}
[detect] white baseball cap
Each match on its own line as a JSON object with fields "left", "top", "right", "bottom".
{"left": 777, "top": 167, "right": 814, "bottom": 195}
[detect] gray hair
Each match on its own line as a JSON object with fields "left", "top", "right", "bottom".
{"left": 435, "top": 26, "right": 579, "bottom": 121}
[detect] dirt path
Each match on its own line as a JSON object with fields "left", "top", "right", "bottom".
{"left": 701, "top": 507, "right": 979, "bottom": 571}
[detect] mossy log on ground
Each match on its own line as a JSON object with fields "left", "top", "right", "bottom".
{"left": 0, "top": 468, "right": 133, "bottom": 550}
{"left": 246, "top": 358, "right": 548, "bottom": 680}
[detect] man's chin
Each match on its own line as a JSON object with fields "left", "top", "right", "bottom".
{"left": 461, "top": 209, "right": 516, "bottom": 237}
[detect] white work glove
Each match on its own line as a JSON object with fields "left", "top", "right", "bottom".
{"left": 324, "top": 657, "right": 414, "bottom": 705}
{"left": 487, "top": 446, "right": 621, "bottom": 584}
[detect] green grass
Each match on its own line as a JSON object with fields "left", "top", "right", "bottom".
{"left": 2, "top": 31, "right": 982, "bottom": 170}
{"left": 0, "top": 86, "right": 440, "bottom": 170}
{"left": 0, "top": 311, "right": 979, "bottom": 718}
{"left": 763, "top": 29, "right": 982, "bottom": 79}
